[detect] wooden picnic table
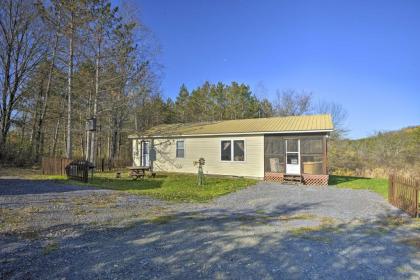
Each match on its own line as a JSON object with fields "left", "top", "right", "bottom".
{"left": 128, "top": 166, "right": 154, "bottom": 180}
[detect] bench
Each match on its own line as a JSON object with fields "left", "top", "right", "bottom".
{"left": 128, "top": 166, "right": 155, "bottom": 180}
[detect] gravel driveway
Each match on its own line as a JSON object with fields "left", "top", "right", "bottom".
{"left": 1, "top": 180, "right": 419, "bottom": 279}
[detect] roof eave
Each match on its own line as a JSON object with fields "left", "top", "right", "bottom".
{"left": 129, "top": 129, "right": 334, "bottom": 139}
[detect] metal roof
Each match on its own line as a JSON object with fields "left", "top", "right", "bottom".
{"left": 129, "top": 114, "right": 334, "bottom": 138}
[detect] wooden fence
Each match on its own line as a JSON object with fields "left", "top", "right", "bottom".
{"left": 388, "top": 174, "right": 419, "bottom": 217}
{"left": 42, "top": 157, "right": 72, "bottom": 175}
{"left": 42, "top": 157, "right": 132, "bottom": 175}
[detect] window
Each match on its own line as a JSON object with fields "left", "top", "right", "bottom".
{"left": 176, "top": 140, "right": 184, "bottom": 158}
{"left": 221, "top": 140, "right": 245, "bottom": 162}
{"left": 301, "top": 137, "right": 324, "bottom": 175}
{"left": 301, "top": 139, "right": 323, "bottom": 154}
{"left": 221, "top": 140, "right": 231, "bottom": 161}
{"left": 233, "top": 140, "right": 245, "bottom": 161}
{"left": 286, "top": 139, "right": 299, "bottom": 152}
{"left": 264, "top": 136, "right": 285, "bottom": 172}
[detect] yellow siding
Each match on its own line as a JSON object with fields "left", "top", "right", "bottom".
{"left": 132, "top": 140, "right": 141, "bottom": 166}
{"left": 134, "top": 135, "right": 265, "bottom": 178}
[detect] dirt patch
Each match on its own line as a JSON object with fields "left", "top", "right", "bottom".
{"left": 398, "top": 237, "right": 420, "bottom": 249}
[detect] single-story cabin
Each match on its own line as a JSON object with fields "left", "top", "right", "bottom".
{"left": 129, "top": 114, "right": 334, "bottom": 185}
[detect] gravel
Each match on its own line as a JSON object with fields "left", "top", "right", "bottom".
{"left": 1, "top": 180, "right": 419, "bottom": 279}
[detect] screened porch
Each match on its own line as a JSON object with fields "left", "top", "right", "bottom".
{"left": 264, "top": 134, "right": 328, "bottom": 185}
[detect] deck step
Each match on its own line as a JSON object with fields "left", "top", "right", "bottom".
{"left": 283, "top": 174, "right": 302, "bottom": 183}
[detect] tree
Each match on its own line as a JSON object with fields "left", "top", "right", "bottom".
{"left": 315, "top": 100, "right": 348, "bottom": 138}
{"left": 174, "top": 84, "right": 190, "bottom": 123}
{"left": 0, "top": 0, "right": 162, "bottom": 165}
{"left": 273, "top": 89, "right": 312, "bottom": 116}
{"left": 38, "top": 0, "right": 94, "bottom": 159}
{"left": 0, "top": 0, "right": 45, "bottom": 156}
{"left": 85, "top": 0, "right": 119, "bottom": 164}
{"left": 258, "top": 98, "right": 274, "bottom": 118}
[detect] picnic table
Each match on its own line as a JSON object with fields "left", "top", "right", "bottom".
{"left": 128, "top": 166, "right": 155, "bottom": 180}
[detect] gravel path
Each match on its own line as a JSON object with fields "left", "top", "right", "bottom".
{"left": 1, "top": 180, "right": 419, "bottom": 279}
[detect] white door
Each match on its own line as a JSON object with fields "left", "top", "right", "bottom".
{"left": 286, "top": 139, "right": 300, "bottom": 175}
{"left": 141, "top": 141, "right": 150, "bottom": 167}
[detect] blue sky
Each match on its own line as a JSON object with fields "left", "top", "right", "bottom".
{"left": 134, "top": 0, "right": 420, "bottom": 139}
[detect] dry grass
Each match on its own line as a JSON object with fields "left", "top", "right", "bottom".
{"left": 288, "top": 216, "right": 338, "bottom": 237}
{"left": 0, "top": 206, "right": 46, "bottom": 232}
{"left": 379, "top": 216, "right": 408, "bottom": 227}
{"left": 43, "top": 241, "right": 59, "bottom": 255}
{"left": 0, "top": 167, "right": 41, "bottom": 177}
{"left": 398, "top": 237, "right": 420, "bottom": 249}
{"left": 149, "top": 215, "right": 176, "bottom": 224}
{"left": 71, "top": 194, "right": 119, "bottom": 208}
{"left": 276, "top": 213, "right": 317, "bottom": 221}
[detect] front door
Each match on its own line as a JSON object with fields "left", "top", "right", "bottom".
{"left": 286, "top": 139, "right": 300, "bottom": 175}
{"left": 141, "top": 141, "right": 150, "bottom": 167}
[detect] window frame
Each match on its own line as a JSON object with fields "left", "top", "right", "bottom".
{"left": 175, "top": 140, "right": 185, "bottom": 158}
{"left": 220, "top": 139, "right": 246, "bottom": 162}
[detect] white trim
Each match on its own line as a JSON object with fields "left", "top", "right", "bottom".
{"left": 130, "top": 129, "right": 333, "bottom": 139}
{"left": 141, "top": 140, "right": 151, "bottom": 167}
{"left": 220, "top": 139, "right": 246, "bottom": 163}
{"left": 175, "top": 139, "right": 185, "bottom": 158}
{"left": 286, "top": 139, "right": 301, "bottom": 175}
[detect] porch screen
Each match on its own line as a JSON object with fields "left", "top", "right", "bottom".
{"left": 301, "top": 138, "right": 324, "bottom": 174}
{"left": 264, "top": 136, "right": 285, "bottom": 173}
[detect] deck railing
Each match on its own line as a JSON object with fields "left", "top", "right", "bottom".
{"left": 388, "top": 174, "right": 419, "bottom": 217}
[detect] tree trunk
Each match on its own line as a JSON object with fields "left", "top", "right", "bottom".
{"left": 51, "top": 116, "right": 61, "bottom": 157}
{"left": 66, "top": 15, "right": 74, "bottom": 159}
{"left": 90, "top": 37, "right": 100, "bottom": 165}
{"left": 0, "top": 31, "right": 12, "bottom": 152}
{"left": 34, "top": 34, "right": 59, "bottom": 162}
{"left": 86, "top": 90, "right": 92, "bottom": 161}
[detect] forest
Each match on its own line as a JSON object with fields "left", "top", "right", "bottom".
{"left": 0, "top": 0, "right": 344, "bottom": 165}
{"left": 1, "top": 0, "right": 417, "bottom": 179}
{"left": 330, "top": 126, "right": 420, "bottom": 178}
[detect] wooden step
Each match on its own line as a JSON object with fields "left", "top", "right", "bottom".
{"left": 283, "top": 174, "right": 302, "bottom": 183}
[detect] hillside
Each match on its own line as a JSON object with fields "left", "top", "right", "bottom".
{"left": 329, "top": 126, "right": 420, "bottom": 178}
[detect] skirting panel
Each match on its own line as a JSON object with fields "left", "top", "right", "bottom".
{"left": 301, "top": 174, "right": 329, "bottom": 186}
{"left": 264, "top": 173, "right": 329, "bottom": 186}
{"left": 264, "top": 172, "right": 284, "bottom": 182}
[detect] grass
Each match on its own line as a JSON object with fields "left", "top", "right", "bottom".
{"left": 329, "top": 175, "right": 388, "bottom": 198}
{"left": 398, "top": 237, "right": 420, "bottom": 249}
{"left": 288, "top": 215, "right": 339, "bottom": 240}
{"left": 43, "top": 241, "right": 59, "bottom": 255}
{"left": 0, "top": 167, "right": 40, "bottom": 177}
{"left": 36, "top": 172, "right": 257, "bottom": 203}
{"left": 149, "top": 215, "right": 177, "bottom": 224}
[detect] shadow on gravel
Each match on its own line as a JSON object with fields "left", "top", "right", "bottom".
{"left": 1, "top": 202, "right": 419, "bottom": 279}
{"left": 0, "top": 179, "right": 96, "bottom": 195}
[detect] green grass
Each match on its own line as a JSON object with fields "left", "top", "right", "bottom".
{"left": 149, "top": 215, "right": 177, "bottom": 224}
{"left": 43, "top": 241, "right": 59, "bottom": 255}
{"left": 329, "top": 175, "right": 388, "bottom": 198}
{"left": 42, "top": 172, "right": 257, "bottom": 203}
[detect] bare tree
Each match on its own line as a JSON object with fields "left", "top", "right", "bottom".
{"left": 274, "top": 89, "right": 312, "bottom": 116}
{"left": 315, "top": 100, "right": 348, "bottom": 138}
{"left": 0, "top": 0, "right": 45, "bottom": 154}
